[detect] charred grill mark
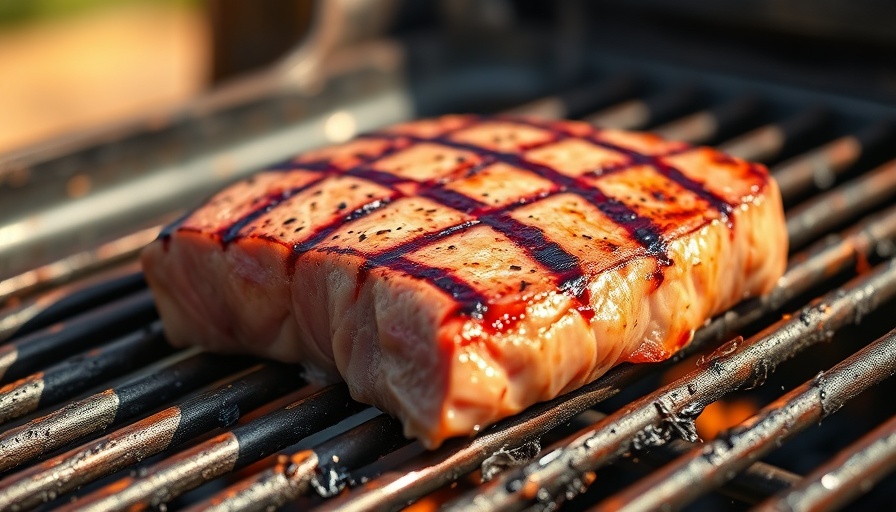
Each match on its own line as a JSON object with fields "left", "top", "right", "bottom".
{"left": 420, "top": 188, "right": 586, "bottom": 294}
{"left": 217, "top": 175, "right": 332, "bottom": 245}
{"left": 383, "top": 133, "right": 674, "bottom": 265}
{"left": 507, "top": 116, "right": 740, "bottom": 223}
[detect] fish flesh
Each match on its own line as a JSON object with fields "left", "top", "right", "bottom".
{"left": 141, "top": 115, "right": 787, "bottom": 448}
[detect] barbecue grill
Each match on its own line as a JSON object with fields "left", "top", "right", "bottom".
{"left": 1, "top": 1, "right": 895, "bottom": 510}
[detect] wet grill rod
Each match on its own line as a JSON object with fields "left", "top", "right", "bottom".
{"left": 0, "top": 320, "right": 172, "bottom": 425}
{"left": 67, "top": 385, "right": 367, "bottom": 512}
{"left": 591, "top": 327, "right": 896, "bottom": 512}
{"left": 754, "top": 413, "right": 896, "bottom": 512}
{"left": 442, "top": 259, "right": 896, "bottom": 512}
{"left": 0, "top": 363, "right": 298, "bottom": 509}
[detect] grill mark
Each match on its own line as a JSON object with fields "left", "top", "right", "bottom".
{"left": 420, "top": 188, "right": 586, "bottom": 294}
{"left": 378, "top": 132, "right": 674, "bottom": 265}
{"left": 319, "top": 220, "right": 486, "bottom": 317}
{"left": 217, "top": 175, "right": 331, "bottom": 245}
{"left": 507, "top": 116, "right": 738, "bottom": 224}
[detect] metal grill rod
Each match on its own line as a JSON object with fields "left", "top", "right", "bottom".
{"left": 786, "top": 158, "right": 896, "bottom": 251}
{"left": 717, "top": 107, "right": 829, "bottom": 163}
{"left": 0, "top": 363, "right": 299, "bottom": 509}
{"left": 0, "top": 289, "right": 157, "bottom": 383}
{"left": 754, "top": 413, "right": 896, "bottom": 512}
{"left": 650, "top": 95, "right": 760, "bottom": 145}
{"left": 0, "top": 352, "right": 249, "bottom": 473}
{"left": 68, "top": 385, "right": 366, "bottom": 512}
{"left": 591, "top": 327, "right": 896, "bottom": 512}
{"left": 442, "top": 258, "right": 896, "bottom": 512}
{"left": 0, "top": 320, "right": 172, "bottom": 425}
{"left": 584, "top": 86, "right": 701, "bottom": 130}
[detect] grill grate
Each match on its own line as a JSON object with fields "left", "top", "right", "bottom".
{"left": 1, "top": 67, "right": 896, "bottom": 512}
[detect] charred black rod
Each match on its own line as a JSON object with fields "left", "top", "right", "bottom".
{"left": 314, "top": 212, "right": 896, "bottom": 512}
{"left": 754, "top": 414, "right": 896, "bottom": 512}
{"left": 0, "top": 363, "right": 299, "bottom": 509}
{"left": 5, "top": 271, "right": 146, "bottom": 341}
{"left": 786, "top": 158, "right": 896, "bottom": 251}
{"left": 441, "top": 258, "right": 896, "bottom": 512}
{"left": 66, "top": 385, "right": 367, "bottom": 512}
{"left": 772, "top": 121, "right": 894, "bottom": 203}
{"left": 651, "top": 95, "right": 761, "bottom": 145}
{"left": 0, "top": 289, "right": 158, "bottom": 383}
{"left": 184, "top": 413, "right": 410, "bottom": 512}
{"left": 591, "top": 327, "right": 896, "bottom": 512}
{"left": 717, "top": 107, "right": 830, "bottom": 163}
{"left": 0, "top": 320, "right": 172, "bottom": 425}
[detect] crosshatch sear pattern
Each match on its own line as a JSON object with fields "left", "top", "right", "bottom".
{"left": 144, "top": 115, "right": 787, "bottom": 447}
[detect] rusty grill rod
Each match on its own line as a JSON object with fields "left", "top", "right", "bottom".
{"left": 441, "top": 258, "right": 896, "bottom": 512}
{"left": 592, "top": 327, "right": 896, "bottom": 512}
{"left": 0, "top": 352, "right": 251, "bottom": 473}
{"left": 0, "top": 363, "right": 299, "bottom": 509}
{"left": 584, "top": 85, "right": 701, "bottom": 130}
{"left": 650, "top": 95, "right": 761, "bottom": 145}
{"left": 0, "top": 320, "right": 173, "bottom": 425}
{"left": 0, "top": 289, "right": 157, "bottom": 383}
{"left": 754, "top": 413, "right": 896, "bottom": 512}
{"left": 786, "top": 158, "right": 896, "bottom": 251}
{"left": 68, "top": 385, "right": 367, "bottom": 512}
{"left": 717, "top": 107, "right": 830, "bottom": 163}
{"left": 313, "top": 209, "right": 896, "bottom": 512}
{"left": 772, "top": 122, "right": 893, "bottom": 203}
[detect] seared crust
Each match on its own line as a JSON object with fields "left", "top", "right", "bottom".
{"left": 142, "top": 115, "right": 787, "bottom": 447}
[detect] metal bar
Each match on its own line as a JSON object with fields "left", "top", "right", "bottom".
{"left": 591, "top": 327, "right": 896, "bottom": 512}
{"left": 67, "top": 385, "right": 367, "bottom": 512}
{"left": 584, "top": 86, "right": 700, "bottom": 130}
{"left": 312, "top": 212, "right": 896, "bottom": 512}
{"left": 0, "top": 224, "right": 157, "bottom": 303}
{"left": 0, "top": 352, "right": 251, "bottom": 473}
{"left": 786, "top": 159, "right": 896, "bottom": 251}
{"left": 502, "top": 75, "right": 640, "bottom": 120}
{"left": 717, "top": 107, "right": 830, "bottom": 163}
{"left": 183, "top": 414, "right": 410, "bottom": 511}
{"left": 651, "top": 95, "right": 761, "bottom": 144}
{"left": 772, "top": 122, "right": 894, "bottom": 203}
{"left": 0, "top": 320, "right": 173, "bottom": 425}
{"left": 441, "top": 259, "right": 896, "bottom": 512}
{"left": 754, "top": 414, "right": 896, "bottom": 512}
{"left": 1, "top": 271, "right": 146, "bottom": 342}
{"left": 572, "top": 410, "right": 802, "bottom": 504}
{"left": 0, "top": 363, "right": 298, "bottom": 510}
{"left": 0, "top": 289, "right": 157, "bottom": 383}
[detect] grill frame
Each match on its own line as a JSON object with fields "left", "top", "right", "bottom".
{"left": 2, "top": 19, "right": 896, "bottom": 511}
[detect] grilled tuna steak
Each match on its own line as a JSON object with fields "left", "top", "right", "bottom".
{"left": 142, "top": 115, "right": 787, "bottom": 447}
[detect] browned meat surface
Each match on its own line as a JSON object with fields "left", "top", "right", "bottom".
{"left": 142, "top": 115, "right": 787, "bottom": 448}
